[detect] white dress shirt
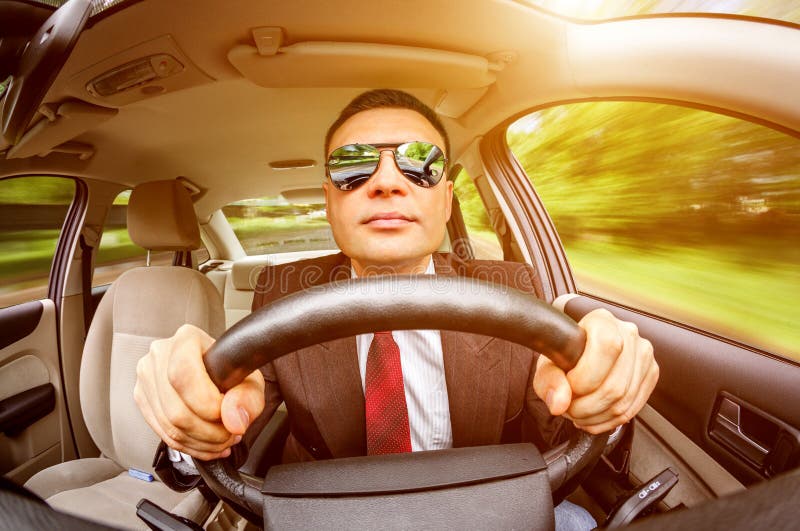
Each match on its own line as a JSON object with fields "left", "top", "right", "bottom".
{"left": 354, "top": 258, "right": 453, "bottom": 451}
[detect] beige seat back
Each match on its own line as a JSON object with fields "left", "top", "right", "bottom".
{"left": 80, "top": 180, "right": 225, "bottom": 472}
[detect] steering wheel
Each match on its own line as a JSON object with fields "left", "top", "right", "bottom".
{"left": 195, "top": 276, "right": 609, "bottom": 527}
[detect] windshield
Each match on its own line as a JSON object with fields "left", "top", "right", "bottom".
{"left": 524, "top": 0, "right": 800, "bottom": 25}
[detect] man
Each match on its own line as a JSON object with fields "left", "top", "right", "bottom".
{"left": 134, "top": 90, "right": 658, "bottom": 528}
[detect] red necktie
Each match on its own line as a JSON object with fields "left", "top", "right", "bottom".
{"left": 365, "top": 331, "right": 412, "bottom": 455}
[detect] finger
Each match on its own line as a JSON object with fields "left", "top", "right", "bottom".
{"left": 575, "top": 358, "right": 659, "bottom": 434}
{"left": 167, "top": 327, "right": 224, "bottom": 422}
{"left": 569, "top": 339, "right": 650, "bottom": 424}
{"left": 567, "top": 321, "right": 640, "bottom": 419}
{"left": 533, "top": 355, "right": 573, "bottom": 416}
{"left": 135, "top": 377, "right": 236, "bottom": 459}
{"left": 150, "top": 338, "right": 233, "bottom": 444}
{"left": 147, "top": 376, "right": 236, "bottom": 449}
{"left": 220, "top": 369, "right": 266, "bottom": 435}
{"left": 157, "top": 373, "right": 233, "bottom": 444}
{"left": 567, "top": 309, "right": 624, "bottom": 396}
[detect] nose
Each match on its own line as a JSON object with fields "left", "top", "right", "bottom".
{"left": 364, "top": 150, "right": 409, "bottom": 198}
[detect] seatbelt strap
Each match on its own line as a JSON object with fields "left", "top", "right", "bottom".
{"left": 79, "top": 235, "right": 94, "bottom": 333}
{"left": 172, "top": 250, "right": 193, "bottom": 269}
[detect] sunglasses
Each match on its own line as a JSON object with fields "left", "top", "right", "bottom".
{"left": 326, "top": 141, "right": 447, "bottom": 191}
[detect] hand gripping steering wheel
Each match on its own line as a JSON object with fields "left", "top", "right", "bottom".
{"left": 195, "top": 276, "right": 609, "bottom": 527}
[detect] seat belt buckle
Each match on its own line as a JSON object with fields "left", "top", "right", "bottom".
{"left": 129, "top": 468, "right": 154, "bottom": 482}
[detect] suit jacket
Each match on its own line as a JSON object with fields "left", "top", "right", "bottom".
{"left": 251, "top": 252, "right": 573, "bottom": 463}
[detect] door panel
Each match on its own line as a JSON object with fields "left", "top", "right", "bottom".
{"left": 560, "top": 294, "right": 800, "bottom": 486}
{"left": 0, "top": 299, "right": 73, "bottom": 483}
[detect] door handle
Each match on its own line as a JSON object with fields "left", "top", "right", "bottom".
{"left": 712, "top": 397, "right": 769, "bottom": 464}
{"left": 710, "top": 392, "right": 800, "bottom": 477}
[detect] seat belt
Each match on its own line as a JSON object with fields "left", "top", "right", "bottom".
{"left": 172, "top": 250, "right": 193, "bottom": 269}
{"left": 79, "top": 234, "right": 94, "bottom": 334}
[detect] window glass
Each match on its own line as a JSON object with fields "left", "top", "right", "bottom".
{"left": 452, "top": 168, "right": 503, "bottom": 260}
{"left": 0, "top": 76, "right": 10, "bottom": 101}
{"left": 93, "top": 190, "right": 172, "bottom": 285}
{"left": 507, "top": 102, "right": 800, "bottom": 360}
{"left": 523, "top": 0, "right": 800, "bottom": 24}
{"left": 0, "top": 176, "right": 75, "bottom": 307}
{"left": 223, "top": 197, "right": 337, "bottom": 255}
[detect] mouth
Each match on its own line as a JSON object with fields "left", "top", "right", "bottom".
{"left": 362, "top": 211, "right": 416, "bottom": 228}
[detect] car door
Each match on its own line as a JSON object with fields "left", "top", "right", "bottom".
{"left": 481, "top": 100, "right": 800, "bottom": 508}
{"left": 0, "top": 175, "right": 88, "bottom": 484}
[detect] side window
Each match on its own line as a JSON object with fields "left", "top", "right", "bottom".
{"left": 0, "top": 176, "right": 75, "bottom": 307}
{"left": 507, "top": 102, "right": 800, "bottom": 361}
{"left": 222, "top": 197, "right": 336, "bottom": 255}
{"left": 452, "top": 168, "right": 503, "bottom": 260}
{"left": 92, "top": 190, "right": 173, "bottom": 286}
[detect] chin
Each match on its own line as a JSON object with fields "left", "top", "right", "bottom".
{"left": 353, "top": 243, "right": 436, "bottom": 269}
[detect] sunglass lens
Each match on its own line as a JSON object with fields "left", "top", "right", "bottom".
{"left": 395, "top": 142, "right": 446, "bottom": 187}
{"left": 327, "top": 144, "right": 380, "bottom": 190}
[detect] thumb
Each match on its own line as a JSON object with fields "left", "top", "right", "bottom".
{"left": 533, "top": 356, "right": 573, "bottom": 416}
{"left": 219, "top": 369, "right": 265, "bottom": 435}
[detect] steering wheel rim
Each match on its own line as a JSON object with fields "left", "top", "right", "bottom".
{"left": 196, "top": 276, "right": 609, "bottom": 523}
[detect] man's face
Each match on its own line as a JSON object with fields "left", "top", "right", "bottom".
{"left": 323, "top": 108, "right": 454, "bottom": 273}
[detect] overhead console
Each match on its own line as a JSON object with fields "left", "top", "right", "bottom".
{"left": 64, "top": 34, "right": 213, "bottom": 107}
{"left": 227, "top": 27, "right": 515, "bottom": 118}
{"left": 3, "top": 33, "right": 212, "bottom": 160}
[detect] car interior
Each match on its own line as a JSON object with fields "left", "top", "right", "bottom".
{"left": 0, "top": 1, "right": 799, "bottom": 530}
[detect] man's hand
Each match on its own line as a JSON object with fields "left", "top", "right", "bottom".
{"left": 533, "top": 309, "right": 659, "bottom": 434}
{"left": 134, "top": 324, "right": 266, "bottom": 460}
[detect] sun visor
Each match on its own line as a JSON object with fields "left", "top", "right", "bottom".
{"left": 6, "top": 100, "right": 116, "bottom": 159}
{"left": 228, "top": 41, "right": 499, "bottom": 90}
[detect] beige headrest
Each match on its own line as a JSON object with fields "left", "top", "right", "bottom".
{"left": 127, "top": 180, "right": 200, "bottom": 251}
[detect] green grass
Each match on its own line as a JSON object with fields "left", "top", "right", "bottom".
{"left": 565, "top": 239, "right": 800, "bottom": 360}
{"left": 0, "top": 228, "right": 147, "bottom": 288}
{"left": 95, "top": 228, "right": 146, "bottom": 264}
{"left": 0, "top": 230, "right": 60, "bottom": 281}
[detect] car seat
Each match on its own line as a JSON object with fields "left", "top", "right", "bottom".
{"left": 24, "top": 180, "right": 225, "bottom": 530}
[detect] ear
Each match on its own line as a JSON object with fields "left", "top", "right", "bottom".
{"left": 322, "top": 181, "right": 332, "bottom": 223}
{"left": 443, "top": 179, "right": 454, "bottom": 222}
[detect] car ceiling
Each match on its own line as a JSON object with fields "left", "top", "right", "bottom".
{"left": 1, "top": 0, "right": 799, "bottom": 219}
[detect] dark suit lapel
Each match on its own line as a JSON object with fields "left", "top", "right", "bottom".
{"left": 296, "top": 337, "right": 366, "bottom": 457}
{"left": 434, "top": 253, "right": 511, "bottom": 447}
{"left": 293, "top": 252, "right": 367, "bottom": 457}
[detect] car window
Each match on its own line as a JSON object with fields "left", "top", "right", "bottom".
{"left": 524, "top": 0, "right": 800, "bottom": 24}
{"left": 0, "top": 76, "right": 10, "bottom": 101}
{"left": 0, "top": 176, "right": 75, "bottom": 308}
{"left": 222, "top": 197, "right": 337, "bottom": 255}
{"left": 92, "top": 189, "right": 174, "bottom": 286}
{"left": 452, "top": 168, "right": 503, "bottom": 260}
{"left": 507, "top": 101, "right": 800, "bottom": 361}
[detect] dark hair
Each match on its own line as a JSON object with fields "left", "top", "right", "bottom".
{"left": 325, "top": 89, "right": 450, "bottom": 156}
